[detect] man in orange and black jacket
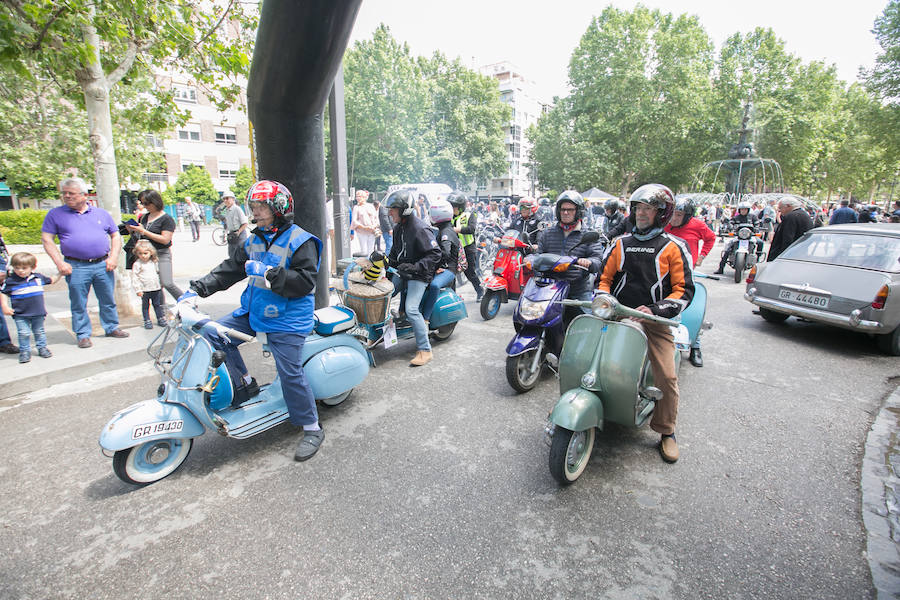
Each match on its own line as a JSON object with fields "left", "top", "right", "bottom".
{"left": 597, "top": 184, "right": 694, "bottom": 464}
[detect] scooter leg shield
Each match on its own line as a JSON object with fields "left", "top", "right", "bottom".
{"left": 100, "top": 399, "right": 205, "bottom": 452}
{"left": 550, "top": 388, "right": 604, "bottom": 432}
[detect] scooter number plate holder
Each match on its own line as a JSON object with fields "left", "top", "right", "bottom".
{"left": 383, "top": 318, "right": 398, "bottom": 349}
{"left": 738, "top": 240, "right": 750, "bottom": 251}
{"left": 672, "top": 324, "right": 691, "bottom": 351}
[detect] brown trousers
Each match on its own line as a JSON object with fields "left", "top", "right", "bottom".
{"left": 639, "top": 320, "right": 679, "bottom": 436}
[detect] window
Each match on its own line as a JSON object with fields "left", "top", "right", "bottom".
{"left": 145, "top": 134, "right": 164, "bottom": 150}
{"left": 180, "top": 159, "right": 204, "bottom": 172}
{"left": 143, "top": 173, "right": 168, "bottom": 183}
{"left": 173, "top": 85, "right": 197, "bottom": 103}
{"left": 215, "top": 127, "right": 237, "bottom": 145}
{"left": 177, "top": 124, "right": 201, "bottom": 142}
{"left": 510, "top": 125, "right": 521, "bottom": 141}
{"left": 219, "top": 161, "right": 239, "bottom": 179}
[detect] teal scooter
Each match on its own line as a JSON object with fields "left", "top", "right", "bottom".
{"left": 545, "top": 293, "right": 693, "bottom": 485}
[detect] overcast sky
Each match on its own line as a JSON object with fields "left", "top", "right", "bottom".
{"left": 348, "top": 0, "right": 888, "bottom": 102}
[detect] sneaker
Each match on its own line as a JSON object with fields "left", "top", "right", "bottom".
{"left": 476, "top": 290, "right": 484, "bottom": 302}
{"left": 245, "top": 377, "right": 260, "bottom": 398}
{"left": 0, "top": 342, "right": 19, "bottom": 354}
{"left": 294, "top": 428, "right": 325, "bottom": 461}
{"left": 105, "top": 329, "right": 130, "bottom": 338}
{"left": 144, "top": 320, "right": 153, "bottom": 330}
{"left": 659, "top": 434, "right": 679, "bottom": 463}
{"left": 37, "top": 347, "right": 52, "bottom": 358}
{"left": 409, "top": 350, "right": 433, "bottom": 367}
{"left": 18, "top": 353, "right": 31, "bottom": 363}
{"left": 77, "top": 338, "right": 92, "bottom": 349}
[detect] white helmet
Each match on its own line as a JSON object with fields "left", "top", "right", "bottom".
{"left": 428, "top": 199, "right": 453, "bottom": 224}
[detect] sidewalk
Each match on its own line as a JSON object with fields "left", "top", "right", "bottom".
{"left": 0, "top": 225, "right": 239, "bottom": 402}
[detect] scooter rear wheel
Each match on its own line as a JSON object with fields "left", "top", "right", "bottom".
{"left": 320, "top": 388, "right": 353, "bottom": 407}
{"left": 431, "top": 323, "right": 456, "bottom": 341}
{"left": 480, "top": 290, "right": 501, "bottom": 320}
{"left": 112, "top": 438, "right": 193, "bottom": 486}
{"left": 549, "top": 426, "right": 595, "bottom": 485}
{"left": 506, "top": 350, "right": 541, "bottom": 393}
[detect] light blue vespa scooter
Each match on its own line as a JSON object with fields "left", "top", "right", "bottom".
{"left": 99, "top": 303, "right": 370, "bottom": 486}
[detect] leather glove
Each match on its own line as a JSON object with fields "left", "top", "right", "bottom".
{"left": 226, "top": 232, "right": 238, "bottom": 244}
{"left": 395, "top": 263, "right": 416, "bottom": 278}
{"left": 245, "top": 260, "right": 271, "bottom": 279}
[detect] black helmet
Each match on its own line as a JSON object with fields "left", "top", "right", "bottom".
{"left": 604, "top": 199, "right": 619, "bottom": 213}
{"left": 555, "top": 190, "right": 585, "bottom": 222}
{"left": 674, "top": 195, "right": 695, "bottom": 218}
{"left": 446, "top": 190, "right": 467, "bottom": 211}
{"left": 627, "top": 184, "right": 675, "bottom": 229}
{"left": 539, "top": 197, "right": 550, "bottom": 206}
{"left": 384, "top": 189, "right": 415, "bottom": 217}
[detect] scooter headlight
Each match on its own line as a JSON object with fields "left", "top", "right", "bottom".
{"left": 519, "top": 298, "right": 551, "bottom": 321}
{"left": 738, "top": 227, "right": 752, "bottom": 240}
{"left": 591, "top": 294, "right": 617, "bottom": 319}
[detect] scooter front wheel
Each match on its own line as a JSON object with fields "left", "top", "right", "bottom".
{"left": 733, "top": 253, "right": 746, "bottom": 283}
{"left": 112, "top": 438, "right": 193, "bottom": 486}
{"left": 549, "top": 426, "right": 595, "bottom": 485}
{"left": 506, "top": 350, "right": 541, "bottom": 393}
{"left": 480, "top": 290, "right": 502, "bottom": 320}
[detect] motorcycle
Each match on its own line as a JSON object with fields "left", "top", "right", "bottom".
{"left": 341, "top": 264, "right": 468, "bottom": 354}
{"left": 545, "top": 281, "right": 712, "bottom": 485}
{"left": 504, "top": 231, "right": 601, "bottom": 393}
{"left": 476, "top": 222, "right": 505, "bottom": 278}
{"left": 721, "top": 222, "right": 765, "bottom": 283}
{"left": 99, "top": 302, "right": 370, "bottom": 486}
{"left": 480, "top": 229, "right": 533, "bottom": 321}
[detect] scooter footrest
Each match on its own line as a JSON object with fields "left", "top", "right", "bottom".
{"left": 225, "top": 409, "right": 290, "bottom": 439}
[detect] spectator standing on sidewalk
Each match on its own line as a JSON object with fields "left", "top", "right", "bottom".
{"left": 222, "top": 191, "right": 249, "bottom": 260}
{"left": 184, "top": 196, "right": 203, "bottom": 242}
{"left": 40, "top": 177, "right": 130, "bottom": 348}
{"left": 350, "top": 190, "right": 378, "bottom": 255}
{"left": 0, "top": 232, "right": 19, "bottom": 355}
{"left": 125, "top": 190, "right": 183, "bottom": 303}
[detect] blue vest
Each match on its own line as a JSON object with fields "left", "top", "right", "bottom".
{"left": 234, "top": 224, "right": 322, "bottom": 334}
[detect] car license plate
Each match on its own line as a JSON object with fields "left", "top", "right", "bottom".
{"left": 778, "top": 288, "right": 830, "bottom": 309}
{"left": 738, "top": 240, "right": 749, "bottom": 251}
{"left": 132, "top": 420, "right": 183, "bottom": 440}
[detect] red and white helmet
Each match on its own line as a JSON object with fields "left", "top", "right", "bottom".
{"left": 518, "top": 197, "right": 537, "bottom": 214}
{"left": 247, "top": 180, "right": 293, "bottom": 219}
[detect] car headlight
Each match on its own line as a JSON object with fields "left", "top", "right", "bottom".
{"left": 738, "top": 227, "right": 752, "bottom": 240}
{"left": 519, "top": 298, "right": 551, "bottom": 320}
{"left": 591, "top": 294, "right": 617, "bottom": 319}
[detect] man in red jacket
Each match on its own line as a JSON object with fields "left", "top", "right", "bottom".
{"left": 664, "top": 196, "right": 715, "bottom": 367}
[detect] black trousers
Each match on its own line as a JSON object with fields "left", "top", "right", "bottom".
{"left": 462, "top": 244, "right": 483, "bottom": 295}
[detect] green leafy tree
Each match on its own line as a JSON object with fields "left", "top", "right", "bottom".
{"left": 173, "top": 166, "right": 218, "bottom": 206}
{"left": 231, "top": 165, "right": 255, "bottom": 203}
{"left": 566, "top": 6, "right": 716, "bottom": 194}
{"left": 866, "top": 0, "right": 900, "bottom": 102}
{"left": 419, "top": 52, "right": 510, "bottom": 189}
{"left": 343, "top": 25, "right": 431, "bottom": 192}
{"left": 0, "top": 0, "right": 256, "bottom": 218}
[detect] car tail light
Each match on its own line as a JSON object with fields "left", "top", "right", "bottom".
{"left": 872, "top": 285, "right": 889, "bottom": 310}
{"left": 745, "top": 265, "right": 756, "bottom": 284}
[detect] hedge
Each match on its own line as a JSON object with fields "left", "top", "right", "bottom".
{"left": 0, "top": 209, "right": 135, "bottom": 245}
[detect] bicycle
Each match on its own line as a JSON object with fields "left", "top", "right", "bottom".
{"left": 211, "top": 225, "right": 227, "bottom": 246}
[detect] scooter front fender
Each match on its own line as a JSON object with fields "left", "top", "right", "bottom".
{"left": 99, "top": 399, "right": 204, "bottom": 452}
{"left": 506, "top": 329, "right": 541, "bottom": 357}
{"left": 550, "top": 388, "right": 604, "bottom": 432}
{"left": 483, "top": 275, "right": 508, "bottom": 293}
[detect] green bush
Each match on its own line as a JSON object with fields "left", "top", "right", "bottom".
{"left": 0, "top": 209, "right": 49, "bottom": 244}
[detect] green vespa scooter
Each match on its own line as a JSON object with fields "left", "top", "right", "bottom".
{"left": 546, "top": 293, "right": 686, "bottom": 485}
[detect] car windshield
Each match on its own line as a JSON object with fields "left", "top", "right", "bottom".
{"left": 778, "top": 232, "right": 900, "bottom": 272}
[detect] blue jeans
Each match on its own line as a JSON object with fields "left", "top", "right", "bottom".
{"left": 391, "top": 276, "right": 430, "bottom": 351}
{"left": 0, "top": 312, "right": 11, "bottom": 346}
{"left": 66, "top": 261, "right": 119, "bottom": 339}
{"left": 381, "top": 231, "right": 393, "bottom": 255}
{"left": 210, "top": 313, "right": 318, "bottom": 427}
{"left": 14, "top": 315, "right": 46, "bottom": 356}
{"left": 423, "top": 270, "right": 455, "bottom": 321}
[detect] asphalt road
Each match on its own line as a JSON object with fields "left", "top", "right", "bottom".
{"left": 0, "top": 268, "right": 895, "bottom": 599}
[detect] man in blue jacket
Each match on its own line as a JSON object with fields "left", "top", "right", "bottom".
{"left": 185, "top": 180, "right": 325, "bottom": 462}
{"left": 829, "top": 199, "right": 858, "bottom": 225}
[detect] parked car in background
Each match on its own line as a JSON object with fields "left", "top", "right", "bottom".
{"left": 744, "top": 223, "right": 900, "bottom": 355}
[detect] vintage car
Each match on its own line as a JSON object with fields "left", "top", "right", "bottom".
{"left": 744, "top": 223, "right": 900, "bottom": 355}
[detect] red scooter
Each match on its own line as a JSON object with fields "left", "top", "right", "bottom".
{"left": 480, "top": 229, "right": 533, "bottom": 320}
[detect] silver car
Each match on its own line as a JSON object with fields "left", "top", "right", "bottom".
{"left": 744, "top": 223, "right": 900, "bottom": 355}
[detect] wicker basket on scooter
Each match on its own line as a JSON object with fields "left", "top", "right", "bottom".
{"left": 336, "top": 270, "right": 394, "bottom": 325}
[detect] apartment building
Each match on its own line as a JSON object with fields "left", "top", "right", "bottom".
{"left": 478, "top": 61, "right": 549, "bottom": 200}
{"left": 144, "top": 77, "right": 252, "bottom": 195}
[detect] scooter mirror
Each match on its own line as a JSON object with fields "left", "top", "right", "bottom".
{"left": 578, "top": 231, "right": 600, "bottom": 246}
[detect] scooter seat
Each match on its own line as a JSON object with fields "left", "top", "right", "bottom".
{"left": 314, "top": 305, "right": 357, "bottom": 335}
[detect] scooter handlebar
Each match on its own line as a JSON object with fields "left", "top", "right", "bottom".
{"left": 558, "top": 298, "right": 681, "bottom": 328}
{"left": 224, "top": 328, "right": 255, "bottom": 343}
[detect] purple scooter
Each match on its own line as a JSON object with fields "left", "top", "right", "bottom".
{"left": 505, "top": 232, "right": 601, "bottom": 393}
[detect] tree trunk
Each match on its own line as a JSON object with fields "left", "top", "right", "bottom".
{"left": 77, "top": 12, "right": 139, "bottom": 317}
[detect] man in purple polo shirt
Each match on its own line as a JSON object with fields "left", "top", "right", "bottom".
{"left": 41, "top": 177, "right": 129, "bottom": 348}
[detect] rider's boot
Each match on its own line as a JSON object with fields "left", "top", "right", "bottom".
{"left": 659, "top": 433, "right": 679, "bottom": 463}
{"left": 689, "top": 347, "right": 703, "bottom": 367}
{"left": 410, "top": 350, "right": 433, "bottom": 367}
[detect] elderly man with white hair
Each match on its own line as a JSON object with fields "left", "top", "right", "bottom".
{"left": 41, "top": 177, "right": 129, "bottom": 348}
{"left": 767, "top": 195, "right": 813, "bottom": 262}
